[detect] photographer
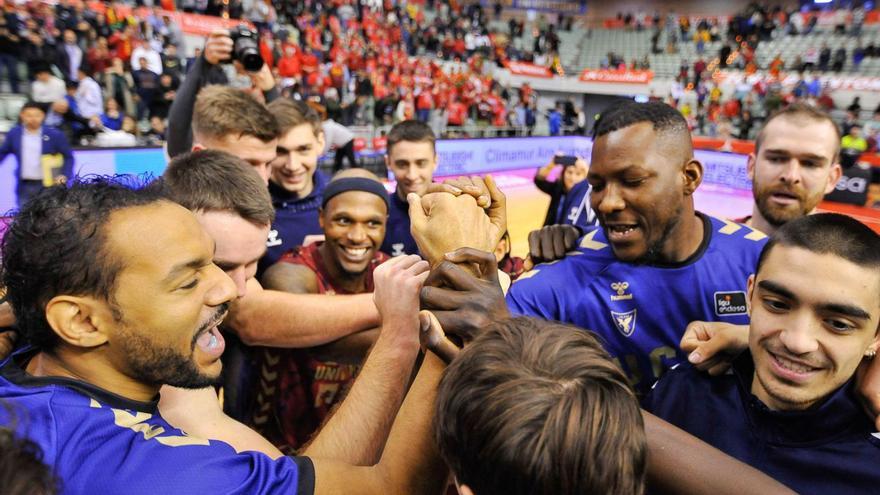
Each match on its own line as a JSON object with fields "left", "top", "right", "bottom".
{"left": 167, "top": 27, "right": 279, "bottom": 157}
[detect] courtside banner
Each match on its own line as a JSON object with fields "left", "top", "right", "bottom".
{"left": 0, "top": 139, "right": 752, "bottom": 213}
{"left": 505, "top": 61, "right": 555, "bottom": 79}
{"left": 694, "top": 149, "right": 751, "bottom": 192}
{"left": 435, "top": 136, "right": 592, "bottom": 176}
{"left": 716, "top": 70, "right": 880, "bottom": 92}
{"left": 578, "top": 69, "right": 654, "bottom": 84}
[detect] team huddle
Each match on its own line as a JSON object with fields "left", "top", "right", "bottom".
{"left": 0, "top": 84, "right": 878, "bottom": 494}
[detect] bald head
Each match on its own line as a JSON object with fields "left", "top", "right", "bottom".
{"left": 331, "top": 168, "right": 382, "bottom": 182}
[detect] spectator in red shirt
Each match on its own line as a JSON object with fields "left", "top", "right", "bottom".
{"left": 277, "top": 45, "right": 302, "bottom": 78}
{"left": 416, "top": 88, "right": 433, "bottom": 123}
{"left": 447, "top": 97, "right": 467, "bottom": 127}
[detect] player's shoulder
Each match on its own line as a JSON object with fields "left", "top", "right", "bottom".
{"left": 706, "top": 214, "right": 768, "bottom": 249}
{"left": 514, "top": 225, "right": 616, "bottom": 284}
{"left": 643, "top": 361, "right": 720, "bottom": 413}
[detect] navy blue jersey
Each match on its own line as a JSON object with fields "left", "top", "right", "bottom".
{"left": 380, "top": 190, "right": 419, "bottom": 257}
{"left": 0, "top": 348, "right": 315, "bottom": 495}
{"left": 644, "top": 355, "right": 880, "bottom": 494}
{"left": 558, "top": 180, "right": 598, "bottom": 230}
{"left": 260, "top": 171, "right": 329, "bottom": 275}
{"left": 507, "top": 213, "right": 765, "bottom": 394}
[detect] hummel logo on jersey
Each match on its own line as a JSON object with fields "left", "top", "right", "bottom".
{"left": 266, "top": 229, "right": 282, "bottom": 247}
{"left": 610, "top": 281, "right": 633, "bottom": 301}
{"left": 714, "top": 291, "right": 748, "bottom": 316}
{"left": 611, "top": 309, "right": 637, "bottom": 337}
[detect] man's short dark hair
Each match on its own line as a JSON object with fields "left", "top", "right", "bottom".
{"left": 1, "top": 178, "right": 165, "bottom": 351}
{"left": 593, "top": 101, "right": 688, "bottom": 139}
{"left": 386, "top": 120, "right": 436, "bottom": 155}
{"left": 756, "top": 213, "right": 880, "bottom": 277}
{"left": 20, "top": 101, "right": 45, "bottom": 114}
{"left": 435, "top": 317, "right": 646, "bottom": 495}
{"left": 159, "top": 150, "right": 275, "bottom": 226}
{"left": 755, "top": 103, "right": 840, "bottom": 161}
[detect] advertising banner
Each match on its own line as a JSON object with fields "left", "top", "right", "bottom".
{"left": 579, "top": 69, "right": 654, "bottom": 84}
{"left": 505, "top": 61, "right": 555, "bottom": 79}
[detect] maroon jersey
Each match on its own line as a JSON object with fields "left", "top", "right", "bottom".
{"left": 252, "top": 242, "right": 389, "bottom": 454}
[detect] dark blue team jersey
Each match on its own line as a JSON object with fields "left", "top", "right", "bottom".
{"left": 260, "top": 172, "right": 329, "bottom": 275}
{"left": 0, "top": 348, "right": 315, "bottom": 495}
{"left": 557, "top": 180, "right": 598, "bottom": 230}
{"left": 380, "top": 190, "right": 419, "bottom": 257}
{"left": 507, "top": 213, "right": 766, "bottom": 394}
{"left": 644, "top": 355, "right": 880, "bottom": 494}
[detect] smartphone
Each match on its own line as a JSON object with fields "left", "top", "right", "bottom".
{"left": 554, "top": 155, "right": 578, "bottom": 166}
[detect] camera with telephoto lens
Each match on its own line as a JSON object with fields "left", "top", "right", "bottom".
{"left": 227, "top": 24, "right": 263, "bottom": 72}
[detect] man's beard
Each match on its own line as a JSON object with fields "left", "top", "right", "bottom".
{"left": 753, "top": 181, "right": 817, "bottom": 227}
{"left": 114, "top": 306, "right": 227, "bottom": 390}
{"left": 604, "top": 204, "right": 684, "bottom": 265}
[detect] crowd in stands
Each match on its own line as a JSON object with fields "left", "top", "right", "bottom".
{"left": 0, "top": 0, "right": 594, "bottom": 149}
{"left": 5, "top": 0, "right": 880, "bottom": 154}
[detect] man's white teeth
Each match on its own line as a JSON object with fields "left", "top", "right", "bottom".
{"left": 775, "top": 354, "right": 815, "bottom": 373}
{"left": 344, "top": 247, "right": 368, "bottom": 257}
{"left": 611, "top": 226, "right": 636, "bottom": 234}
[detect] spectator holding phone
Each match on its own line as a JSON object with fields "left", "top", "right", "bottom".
{"left": 534, "top": 154, "right": 590, "bottom": 226}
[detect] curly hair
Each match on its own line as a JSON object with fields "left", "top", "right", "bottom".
{"left": 0, "top": 177, "right": 164, "bottom": 351}
{"left": 593, "top": 100, "right": 688, "bottom": 139}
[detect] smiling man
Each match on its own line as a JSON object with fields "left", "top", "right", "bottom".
{"left": 381, "top": 120, "right": 439, "bottom": 257}
{"left": 0, "top": 178, "right": 448, "bottom": 494}
{"left": 190, "top": 86, "right": 280, "bottom": 183}
{"left": 258, "top": 169, "right": 390, "bottom": 452}
{"left": 260, "top": 99, "right": 329, "bottom": 274}
{"left": 737, "top": 104, "right": 842, "bottom": 235}
{"left": 645, "top": 214, "right": 880, "bottom": 493}
{"left": 505, "top": 102, "right": 767, "bottom": 394}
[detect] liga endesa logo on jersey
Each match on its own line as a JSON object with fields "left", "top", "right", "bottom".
{"left": 714, "top": 291, "right": 748, "bottom": 316}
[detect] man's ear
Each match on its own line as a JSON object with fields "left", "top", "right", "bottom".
{"left": 746, "top": 152, "right": 757, "bottom": 182}
{"left": 44, "top": 296, "right": 112, "bottom": 349}
{"left": 746, "top": 274, "right": 756, "bottom": 317}
{"left": 316, "top": 131, "right": 326, "bottom": 154}
{"left": 191, "top": 142, "right": 206, "bottom": 152}
{"left": 682, "top": 159, "right": 703, "bottom": 196}
{"left": 824, "top": 162, "right": 843, "bottom": 195}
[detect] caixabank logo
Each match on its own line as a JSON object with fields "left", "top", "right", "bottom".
{"left": 714, "top": 291, "right": 748, "bottom": 316}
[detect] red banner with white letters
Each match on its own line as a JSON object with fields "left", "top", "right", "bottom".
{"left": 578, "top": 69, "right": 654, "bottom": 84}
{"left": 504, "top": 61, "right": 554, "bottom": 79}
